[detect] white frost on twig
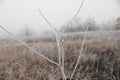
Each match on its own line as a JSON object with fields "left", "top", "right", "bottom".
{"left": 0, "top": 25, "right": 59, "bottom": 66}
{"left": 70, "top": 23, "right": 88, "bottom": 80}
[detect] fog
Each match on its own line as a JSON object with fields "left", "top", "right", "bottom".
{"left": 0, "top": 0, "right": 120, "bottom": 35}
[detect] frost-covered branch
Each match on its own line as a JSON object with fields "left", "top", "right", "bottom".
{"left": 38, "top": 9, "right": 62, "bottom": 65}
{"left": 0, "top": 25, "right": 59, "bottom": 66}
{"left": 70, "top": 25, "right": 88, "bottom": 80}
{"left": 61, "top": 0, "right": 85, "bottom": 33}
{"left": 38, "top": 9, "right": 66, "bottom": 80}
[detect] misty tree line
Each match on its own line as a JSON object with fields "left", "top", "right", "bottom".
{"left": 60, "top": 17, "right": 120, "bottom": 32}
{"left": 21, "top": 17, "right": 120, "bottom": 36}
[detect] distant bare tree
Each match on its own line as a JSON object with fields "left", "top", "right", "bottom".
{"left": 115, "top": 17, "right": 120, "bottom": 30}
{"left": 20, "top": 24, "right": 34, "bottom": 37}
{"left": 84, "top": 17, "right": 100, "bottom": 31}
{"left": 60, "top": 17, "right": 85, "bottom": 32}
{"left": 61, "top": 17, "right": 100, "bottom": 32}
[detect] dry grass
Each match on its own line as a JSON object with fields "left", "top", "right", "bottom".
{"left": 0, "top": 37, "right": 120, "bottom": 80}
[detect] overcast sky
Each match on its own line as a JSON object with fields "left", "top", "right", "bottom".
{"left": 0, "top": 0, "right": 120, "bottom": 36}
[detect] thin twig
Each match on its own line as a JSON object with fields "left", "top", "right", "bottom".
{"left": 70, "top": 25, "right": 88, "bottom": 80}
{"left": 38, "top": 9, "right": 66, "bottom": 80}
{"left": 59, "top": 65, "right": 67, "bottom": 80}
{"left": 0, "top": 25, "right": 59, "bottom": 66}
{"left": 61, "top": 0, "right": 85, "bottom": 33}
{"left": 38, "top": 9, "right": 56, "bottom": 31}
{"left": 38, "top": 9, "right": 62, "bottom": 65}
{"left": 61, "top": 39, "right": 65, "bottom": 74}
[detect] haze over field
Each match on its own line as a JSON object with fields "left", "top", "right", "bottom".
{"left": 0, "top": 0, "right": 120, "bottom": 35}
{"left": 1, "top": 1, "right": 120, "bottom": 80}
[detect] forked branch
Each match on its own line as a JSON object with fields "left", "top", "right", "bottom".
{"left": 38, "top": 9, "right": 62, "bottom": 65}
{"left": 38, "top": 9, "right": 66, "bottom": 80}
